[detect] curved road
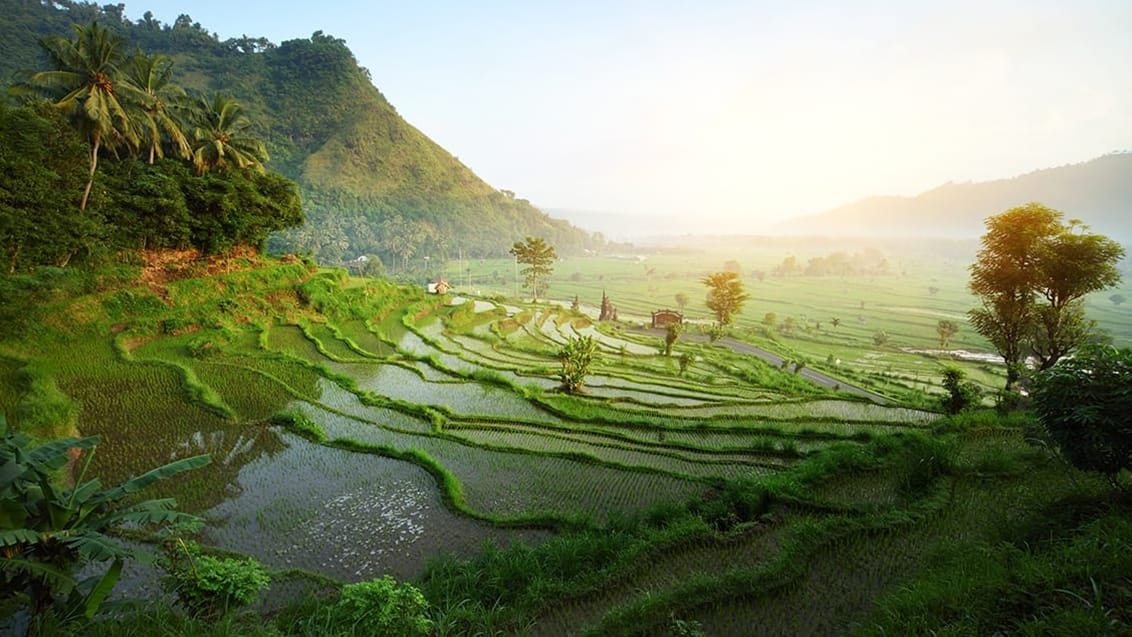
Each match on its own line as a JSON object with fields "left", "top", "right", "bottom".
{"left": 632, "top": 328, "right": 890, "bottom": 404}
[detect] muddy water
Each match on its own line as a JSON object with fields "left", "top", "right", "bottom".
{"left": 202, "top": 430, "right": 547, "bottom": 581}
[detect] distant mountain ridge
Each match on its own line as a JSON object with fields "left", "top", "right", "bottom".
{"left": 777, "top": 153, "right": 1132, "bottom": 241}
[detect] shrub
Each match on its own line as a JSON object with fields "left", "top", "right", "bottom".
{"left": 0, "top": 421, "right": 208, "bottom": 626}
{"left": 331, "top": 576, "right": 431, "bottom": 636}
{"left": 558, "top": 335, "right": 598, "bottom": 393}
{"left": 940, "top": 366, "right": 980, "bottom": 414}
{"left": 165, "top": 551, "right": 270, "bottom": 619}
{"left": 1031, "top": 344, "right": 1132, "bottom": 480}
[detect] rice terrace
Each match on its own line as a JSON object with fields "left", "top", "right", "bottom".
{"left": 2, "top": 1, "right": 1131, "bottom": 636}
{"left": 4, "top": 239, "right": 1131, "bottom": 635}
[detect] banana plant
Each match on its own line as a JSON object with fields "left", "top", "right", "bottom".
{"left": 0, "top": 415, "right": 210, "bottom": 622}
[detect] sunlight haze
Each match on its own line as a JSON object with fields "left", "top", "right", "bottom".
{"left": 137, "top": 0, "right": 1132, "bottom": 231}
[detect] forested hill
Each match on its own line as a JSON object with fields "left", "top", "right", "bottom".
{"left": 1, "top": 0, "right": 594, "bottom": 265}
{"left": 778, "top": 152, "right": 1132, "bottom": 241}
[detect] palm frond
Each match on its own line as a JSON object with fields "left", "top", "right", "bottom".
{"left": 90, "top": 454, "right": 210, "bottom": 503}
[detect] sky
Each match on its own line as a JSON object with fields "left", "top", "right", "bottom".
{"left": 135, "top": 0, "right": 1132, "bottom": 231}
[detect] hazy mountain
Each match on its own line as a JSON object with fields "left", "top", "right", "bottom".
{"left": 777, "top": 153, "right": 1132, "bottom": 241}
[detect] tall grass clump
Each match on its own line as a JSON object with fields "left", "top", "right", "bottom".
{"left": 14, "top": 360, "right": 79, "bottom": 438}
{"left": 270, "top": 411, "right": 327, "bottom": 442}
{"left": 854, "top": 509, "right": 1132, "bottom": 636}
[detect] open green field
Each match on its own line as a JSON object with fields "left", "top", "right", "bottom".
{"left": 447, "top": 236, "right": 1132, "bottom": 402}
{"left": 3, "top": 253, "right": 1129, "bottom": 635}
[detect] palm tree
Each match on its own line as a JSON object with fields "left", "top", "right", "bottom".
{"left": 125, "top": 51, "right": 189, "bottom": 164}
{"left": 185, "top": 93, "right": 268, "bottom": 175}
{"left": 19, "top": 22, "right": 143, "bottom": 210}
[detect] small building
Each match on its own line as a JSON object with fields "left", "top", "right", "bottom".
{"left": 651, "top": 309, "right": 683, "bottom": 329}
{"left": 427, "top": 278, "right": 450, "bottom": 295}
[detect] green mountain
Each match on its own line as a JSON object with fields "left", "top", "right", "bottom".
{"left": 778, "top": 153, "right": 1132, "bottom": 241}
{"left": 1, "top": 0, "right": 595, "bottom": 267}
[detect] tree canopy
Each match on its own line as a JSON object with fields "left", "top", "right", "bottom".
{"left": 1031, "top": 344, "right": 1132, "bottom": 480}
{"left": 510, "top": 236, "right": 556, "bottom": 302}
{"left": 1, "top": 22, "right": 303, "bottom": 273}
{"left": 702, "top": 271, "right": 749, "bottom": 326}
{"left": 0, "top": 1, "right": 597, "bottom": 264}
{"left": 968, "top": 203, "right": 1124, "bottom": 389}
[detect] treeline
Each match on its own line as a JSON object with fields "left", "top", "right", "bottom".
{"left": 771, "top": 248, "right": 890, "bottom": 277}
{"left": 1, "top": 0, "right": 597, "bottom": 265}
{"left": 0, "top": 18, "right": 302, "bottom": 274}
{"left": 270, "top": 188, "right": 594, "bottom": 270}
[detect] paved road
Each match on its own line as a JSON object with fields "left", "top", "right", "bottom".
{"left": 632, "top": 328, "right": 890, "bottom": 404}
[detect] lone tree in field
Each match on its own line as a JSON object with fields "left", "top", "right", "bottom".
{"left": 702, "top": 271, "right": 749, "bottom": 326}
{"left": 936, "top": 320, "right": 960, "bottom": 349}
{"left": 510, "top": 236, "right": 556, "bottom": 302}
{"left": 968, "top": 203, "right": 1123, "bottom": 389}
{"left": 663, "top": 321, "right": 682, "bottom": 356}
{"left": 675, "top": 292, "right": 688, "bottom": 311}
{"left": 558, "top": 335, "right": 598, "bottom": 393}
{"left": 1031, "top": 344, "right": 1132, "bottom": 482}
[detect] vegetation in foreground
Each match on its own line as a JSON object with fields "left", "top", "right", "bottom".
{"left": 1, "top": 253, "right": 1127, "bottom": 636}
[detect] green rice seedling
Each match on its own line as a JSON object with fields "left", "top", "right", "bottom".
{"left": 270, "top": 410, "right": 328, "bottom": 442}
{"left": 304, "top": 322, "right": 369, "bottom": 361}
{"left": 337, "top": 319, "right": 395, "bottom": 357}
{"left": 7, "top": 358, "right": 80, "bottom": 439}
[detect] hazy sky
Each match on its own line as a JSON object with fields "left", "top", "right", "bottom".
{"left": 136, "top": 0, "right": 1131, "bottom": 229}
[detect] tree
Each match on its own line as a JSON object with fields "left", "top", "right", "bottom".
{"left": 0, "top": 421, "right": 210, "bottom": 621}
{"left": 0, "top": 103, "right": 93, "bottom": 271}
{"left": 510, "top": 236, "right": 556, "bottom": 302}
{"left": 185, "top": 93, "right": 268, "bottom": 175}
{"left": 124, "top": 52, "right": 189, "bottom": 164}
{"left": 873, "top": 331, "right": 890, "bottom": 347}
{"left": 968, "top": 203, "right": 1123, "bottom": 389}
{"left": 674, "top": 292, "right": 688, "bottom": 311}
{"left": 831, "top": 317, "right": 841, "bottom": 329}
{"left": 936, "top": 320, "right": 959, "bottom": 349}
{"left": 663, "top": 322, "right": 682, "bottom": 356}
{"left": 557, "top": 335, "right": 598, "bottom": 393}
{"left": 702, "top": 271, "right": 749, "bottom": 326}
{"left": 18, "top": 22, "right": 144, "bottom": 210}
{"left": 1031, "top": 344, "right": 1132, "bottom": 481}
{"left": 940, "top": 367, "right": 980, "bottom": 415}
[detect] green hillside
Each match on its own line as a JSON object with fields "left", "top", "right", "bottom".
{"left": 0, "top": 0, "right": 594, "bottom": 266}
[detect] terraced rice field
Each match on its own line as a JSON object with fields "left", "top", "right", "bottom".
{"left": 14, "top": 275, "right": 963, "bottom": 636}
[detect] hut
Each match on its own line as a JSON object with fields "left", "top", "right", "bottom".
{"left": 650, "top": 309, "right": 683, "bottom": 329}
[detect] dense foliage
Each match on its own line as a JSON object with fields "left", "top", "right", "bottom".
{"left": 702, "top": 271, "right": 750, "bottom": 326}
{"left": 0, "top": 0, "right": 596, "bottom": 266}
{"left": 0, "top": 103, "right": 302, "bottom": 271}
{"left": 968, "top": 202, "right": 1124, "bottom": 388}
{"left": 558, "top": 334, "right": 599, "bottom": 393}
{"left": 0, "top": 422, "right": 209, "bottom": 629}
{"left": 1031, "top": 344, "right": 1132, "bottom": 479}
